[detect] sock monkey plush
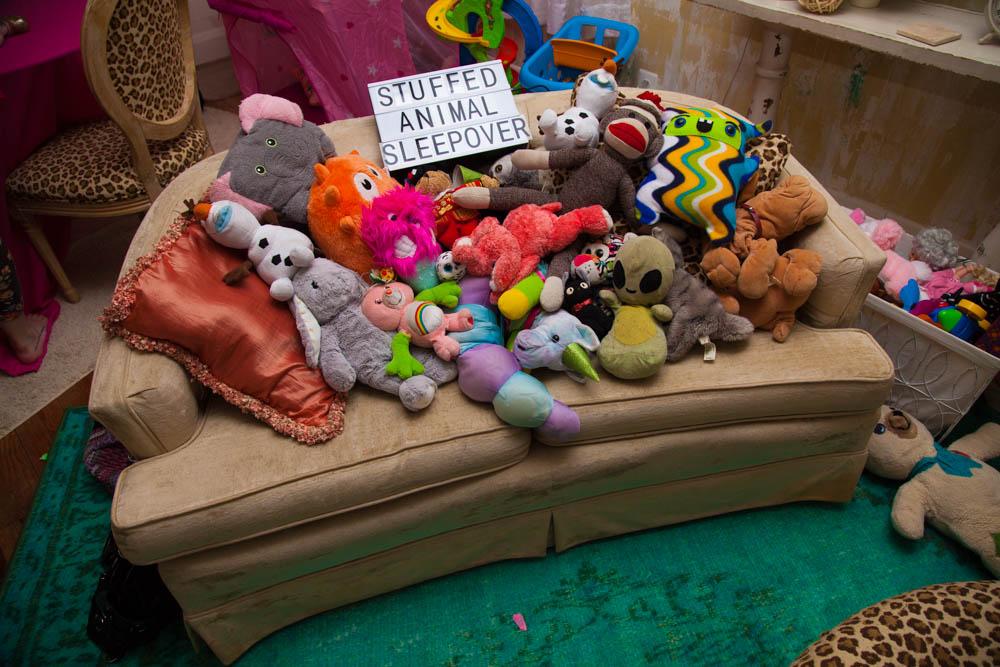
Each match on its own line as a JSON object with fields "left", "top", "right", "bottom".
{"left": 452, "top": 98, "right": 665, "bottom": 221}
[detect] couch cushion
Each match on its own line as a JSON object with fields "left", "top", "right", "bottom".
{"left": 112, "top": 381, "right": 530, "bottom": 563}
{"left": 537, "top": 326, "right": 893, "bottom": 445}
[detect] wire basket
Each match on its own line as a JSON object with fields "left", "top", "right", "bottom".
{"left": 798, "top": 0, "right": 845, "bottom": 13}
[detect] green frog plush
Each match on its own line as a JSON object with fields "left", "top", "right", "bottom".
{"left": 597, "top": 236, "right": 675, "bottom": 379}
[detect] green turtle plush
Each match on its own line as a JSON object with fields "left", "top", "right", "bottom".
{"left": 597, "top": 236, "right": 675, "bottom": 379}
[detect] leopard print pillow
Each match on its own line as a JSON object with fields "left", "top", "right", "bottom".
{"left": 745, "top": 133, "right": 792, "bottom": 195}
{"left": 792, "top": 581, "right": 1000, "bottom": 667}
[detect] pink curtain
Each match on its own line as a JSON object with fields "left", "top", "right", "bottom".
{"left": 215, "top": 0, "right": 457, "bottom": 122}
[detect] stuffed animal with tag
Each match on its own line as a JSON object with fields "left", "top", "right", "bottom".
{"left": 451, "top": 201, "right": 611, "bottom": 302}
{"left": 650, "top": 226, "right": 755, "bottom": 360}
{"left": 361, "top": 281, "right": 473, "bottom": 366}
{"left": 453, "top": 98, "right": 665, "bottom": 221}
{"left": 361, "top": 186, "right": 442, "bottom": 293}
{"left": 866, "top": 406, "right": 1000, "bottom": 576}
{"left": 537, "top": 106, "right": 601, "bottom": 150}
{"left": 597, "top": 236, "right": 675, "bottom": 379}
{"left": 210, "top": 94, "right": 335, "bottom": 227}
{"left": 193, "top": 200, "right": 314, "bottom": 302}
{"left": 308, "top": 151, "right": 399, "bottom": 277}
{"left": 290, "top": 259, "right": 456, "bottom": 411}
{"left": 635, "top": 105, "right": 770, "bottom": 246}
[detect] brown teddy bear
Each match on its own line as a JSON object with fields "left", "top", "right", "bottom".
{"left": 707, "top": 240, "right": 822, "bottom": 342}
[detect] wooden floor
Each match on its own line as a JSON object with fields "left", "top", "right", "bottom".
{"left": 0, "top": 373, "right": 92, "bottom": 582}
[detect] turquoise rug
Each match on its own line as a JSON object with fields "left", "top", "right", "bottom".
{"left": 0, "top": 407, "right": 992, "bottom": 666}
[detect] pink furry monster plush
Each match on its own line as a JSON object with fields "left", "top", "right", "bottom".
{"left": 452, "top": 202, "right": 612, "bottom": 300}
{"left": 850, "top": 208, "right": 903, "bottom": 251}
{"left": 360, "top": 186, "right": 440, "bottom": 281}
{"left": 361, "top": 282, "right": 474, "bottom": 361}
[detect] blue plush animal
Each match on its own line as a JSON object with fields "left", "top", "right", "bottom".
{"left": 512, "top": 311, "right": 600, "bottom": 382}
{"left": 635, "top": 106, "right": 770, "bottom": 246}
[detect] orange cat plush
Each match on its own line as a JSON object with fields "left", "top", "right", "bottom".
{"left": 308, "top": 151, "right": 399, "bottom": 276}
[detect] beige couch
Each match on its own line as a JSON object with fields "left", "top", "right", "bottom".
{"left": 90, "top": 90, "right": 892, "bottom": 664}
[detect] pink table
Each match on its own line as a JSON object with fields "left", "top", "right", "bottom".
{"left": 0, "top": 0, "right": 105, "bottom": 375}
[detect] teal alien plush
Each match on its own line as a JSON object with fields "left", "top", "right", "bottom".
{"left": 635, "top": 106, "right": 770, "bottom": 246}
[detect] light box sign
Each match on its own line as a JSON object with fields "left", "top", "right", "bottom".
{"left": 368, "top": 60, "right": 530, "bottom": 170}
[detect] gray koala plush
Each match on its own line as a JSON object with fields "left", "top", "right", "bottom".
{"left": 209, "top": 94, "right": 335, "bottom": 228}
{"left": 290, "top": 258, "right": 456, "bottom": 411}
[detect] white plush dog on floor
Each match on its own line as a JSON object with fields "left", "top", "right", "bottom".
{"left": 866, "top": 405, "right": 1000, "bottom": 576}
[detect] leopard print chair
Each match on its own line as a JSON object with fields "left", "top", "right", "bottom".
{"left": 5, "top": 0, "right": 211, "bottom": 302}
{"left": 791, "top": 581, "right": 1000, "bottom": 666}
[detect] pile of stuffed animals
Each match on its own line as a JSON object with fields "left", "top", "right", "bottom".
{"left": 188, "top": 67, "right": 838, "bottom": 441}
{"left": 852, "top": 208, "right": 999, "bottom": 350}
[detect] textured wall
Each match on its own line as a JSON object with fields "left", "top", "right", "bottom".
{"left": 631, "top": 0, "right": 999, "bottom": 253}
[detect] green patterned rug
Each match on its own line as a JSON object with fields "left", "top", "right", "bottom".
{"left": 0, "top": 407, "right": 992, "bottom": 666}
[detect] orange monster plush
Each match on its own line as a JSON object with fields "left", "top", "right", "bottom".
{"left": 307, "top": 151, "right": 399, "bottom": 276}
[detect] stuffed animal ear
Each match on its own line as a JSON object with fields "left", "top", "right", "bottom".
{"left": 324, "top": 186, "right": 341, "bottom": 208}
{"left": 575, "top": 322, "right": 601, "bottom": 351}
{"left": 291, "top": 295, "right": 322, "bottom": 369}
{"left": 238, "top": 93, "right": 304, "bottom": 133}
{"left": 314, "top": 163, "right": 330, "bottom": 185}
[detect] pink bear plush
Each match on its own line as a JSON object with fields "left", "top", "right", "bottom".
{"left": 451, "top": 202, "right": 612, "bottom": 301}
{"left": 361, "top": 282, "right": 473, "bottom": 361}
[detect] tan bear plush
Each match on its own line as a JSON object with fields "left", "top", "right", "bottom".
{"left": 866, "top": 406, "right": 1000, "bottom": 577}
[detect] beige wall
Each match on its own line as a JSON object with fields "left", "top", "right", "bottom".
{"left": 631, "top": 0, "right": 1000, "bottom": 254}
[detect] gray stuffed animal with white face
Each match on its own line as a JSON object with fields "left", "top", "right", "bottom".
{"left": 290, "top": 259, "right": 456, "bottom": 411}
{"left": 211, "top": 94, "right": 335, "bottom": 228}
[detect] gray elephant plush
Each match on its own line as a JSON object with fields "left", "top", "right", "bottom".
{"left": 290, "top": 258, "right": 456, "bottom": 411}
{"left": 209, "top": 94, "right": 335, "bottom": 228}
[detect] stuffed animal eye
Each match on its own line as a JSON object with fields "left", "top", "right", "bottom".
{"left": 353, "top": 173, "right": 378, "bottom": 201}
{"left": 725, "top": 123, "right": 738, "bottom": 137}
{"left": 580, "top": 282, "right": 589, "bottom": 289}
{"left": 674, "top": 117, "right": 686, "bottom": 128}
{"left": 388, "top": 213, "right": 398, "bottom": 221}
{"left": 639, "top": 269, "right": 662, "bottom": 293}
{"left": 566, "top": 287, "right": 575, "bottom": 295}
{"left": 494, "top": 164, "right": 503, "bottom": 173}
{"left": 612, "top": 261, "right": 626, "bottom": 289}
{"left": 265, "top": 137, "right": 278, "bottom": 147}
{"left": 444, "top": 263, "right": 453, "bottom": 272}
{"left": 595, "top": 249, "right": 604, "bottom": 257}
{"left": 874, "top": 423, "right": 886, "bottom": 434}
{"left": 551, "top": 334, "right": 560, "bottom": 342}
{"left": 255, "top": 165, "right": 267, "bottom": 175}
{"left": 311, "top": 281, "right": 319, "bottom": 289}
{"left": 368, "top": 167, "right": 380, "bottom": 177}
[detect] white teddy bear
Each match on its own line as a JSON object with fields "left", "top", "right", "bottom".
{"left": 537, "top": 106, "right": 601, "bottom": 151}
{"left": 196, "top": 200, "right": 314, "bottom": 302}
{"left": 866, "top": 405, "right": 1000, "bottom": 576}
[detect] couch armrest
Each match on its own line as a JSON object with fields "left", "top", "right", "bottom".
{"left": 784, "top": 157, "right": 886, "bottom": 328}
{"left": 90, "top": 336, "right": 204, "bottom": 459}
{"left": 90, "top": 153, "right": 225, "bottom": 458}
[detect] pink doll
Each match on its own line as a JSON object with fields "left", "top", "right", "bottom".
{"left": 361, "top": 282, "right": 474, "bottom": 363}
{"left": 361, "top": 186, "right": 442, "bottom": 292}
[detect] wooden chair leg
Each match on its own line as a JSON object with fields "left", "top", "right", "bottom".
{"left": 12, "top": 208, "right": 80, "bottom": 304}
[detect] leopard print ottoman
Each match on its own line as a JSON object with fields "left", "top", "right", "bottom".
{"left": 791, "top": 581, "right": 1000, "bottom": 667}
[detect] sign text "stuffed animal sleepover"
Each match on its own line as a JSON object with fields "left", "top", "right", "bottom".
{"left": 368, "top": 61, "right": 530, "bottom": 170}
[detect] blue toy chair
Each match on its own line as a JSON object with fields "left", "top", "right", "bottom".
{"left": 519, "top": 16, "right": 639, "bottom": 92}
